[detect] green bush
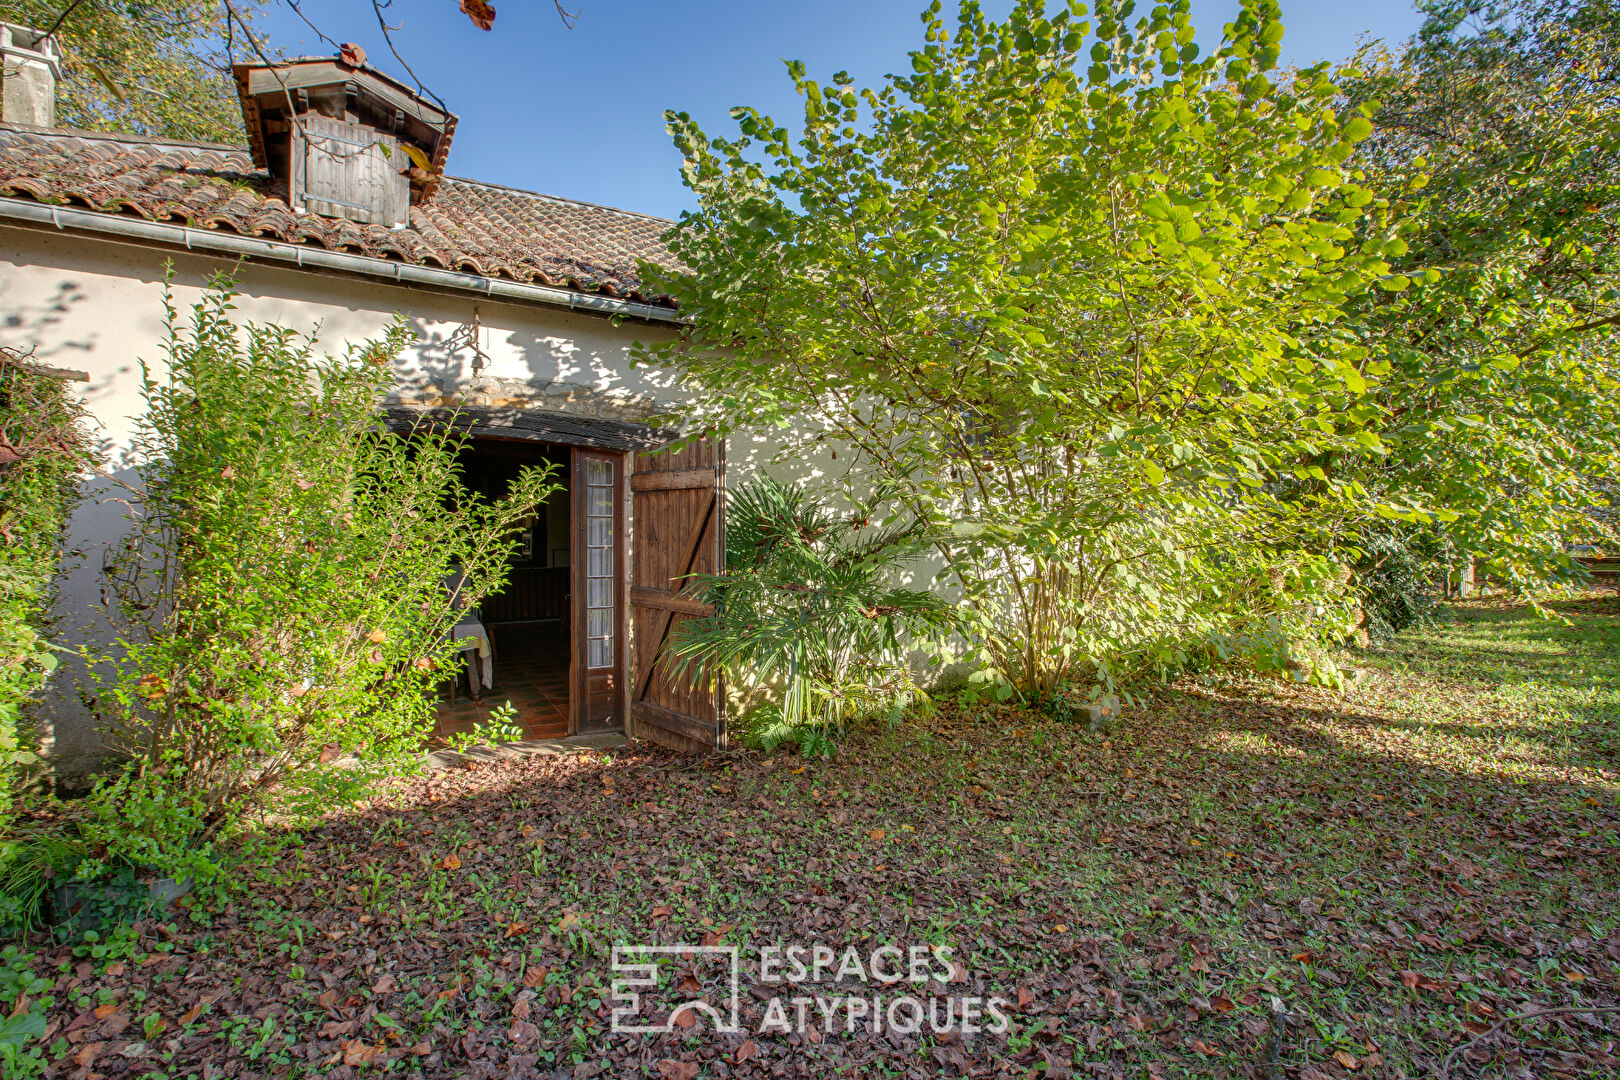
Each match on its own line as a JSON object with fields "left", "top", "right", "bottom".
{"left": 89, "top": 277, "right": 558, "bottom": 879}
{"left": 666, "top": 477, "right": 954, "bottom": 754}
{"left": 1353, "top": 529, "right": 1443, "bottom": 640}
{"left": 0, "top": 349, "right": 91, "bottom": 834}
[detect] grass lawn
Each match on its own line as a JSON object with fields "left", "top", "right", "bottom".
{"left": 18, "top": 596, "right": 1620, "bottom": 1079}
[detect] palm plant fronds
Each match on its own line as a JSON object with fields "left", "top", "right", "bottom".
{"left": 665, "top": 477, "right": 954, "bottom": 739}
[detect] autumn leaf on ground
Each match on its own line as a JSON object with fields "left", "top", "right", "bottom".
{"left": 179, "top": 995, "right": 216, "bottom": 1027}
{"left": 438, "top": 852, "right": 461, "bottom": 870}
{"left": 658, "top": 1061, "right": 698, "bottom": 1080}
{"left": 341, "top": 1040, "right": 379, "bottom": 1066}
{"left": 1041, "top": 1049, "right": 1074, "bottom": 1078}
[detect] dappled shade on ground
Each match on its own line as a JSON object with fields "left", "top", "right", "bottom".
{"left": 28, "top": 597, "right": 1620, "bottom": 1078}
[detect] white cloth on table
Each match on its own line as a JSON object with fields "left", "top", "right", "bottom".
{"left": 451, "top": 619, "right": 493, "bottom": 690}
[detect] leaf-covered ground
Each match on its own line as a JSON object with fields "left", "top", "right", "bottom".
{"left": 23, "top": 597, "right": 1620, "bottom": 1079}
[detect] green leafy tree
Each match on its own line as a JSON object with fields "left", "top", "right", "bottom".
{"left": 643, "top": 0, "right": 1396, "bottom": 695}
{"left": 0, "top": 0, "right": 264, "bottom": 143}
{"left": 91, "top": 277, "right": 557, "bottom": 878}
{"left": 1336, "top": 0, "right": 1620, "bottom": 594}
{"left": 666, "top": 477, "right": 953, "bottom": 753}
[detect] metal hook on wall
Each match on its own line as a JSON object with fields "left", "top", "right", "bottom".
{"left": 446, "top": 305, "right": 491, "bottom": 376}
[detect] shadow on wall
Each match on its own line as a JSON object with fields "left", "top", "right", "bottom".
{"left": 0, "top": 278, "right": 123, "bottom": 463}
{"left": 393, "top": 314, "right": 676, "bottom": 424}
{"left": 39, "top": 469, "right": 143, "bottom": 790}
{"left": 0, "top": 278, "right": 95, "bottom": 365}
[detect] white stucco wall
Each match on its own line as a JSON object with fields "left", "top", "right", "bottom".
{"left": 0, "top": 225, "right": 691, "bottom": 459}
{"left": 2, "top": 222, "right": 862, "bottom": 780}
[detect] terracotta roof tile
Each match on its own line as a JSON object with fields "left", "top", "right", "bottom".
{"left": 0, "top": 124, "right": 681, "bottom": 306}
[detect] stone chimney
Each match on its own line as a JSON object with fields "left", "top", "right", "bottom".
{"left": 0, "top": 24, "right": 59, "bottom": 127}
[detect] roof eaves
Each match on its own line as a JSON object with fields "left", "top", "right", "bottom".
{"left": 0, "top": 196, "right": 684, "bottom": 324}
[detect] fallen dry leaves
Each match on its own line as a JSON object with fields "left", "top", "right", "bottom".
{"left": 19, "top": 596, "right": 1620, "bottom": 1078}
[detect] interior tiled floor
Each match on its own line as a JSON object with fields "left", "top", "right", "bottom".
{"left": 431, "top": 622, "right": 570, "bottom": 745}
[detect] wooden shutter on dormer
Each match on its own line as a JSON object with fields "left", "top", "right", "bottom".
{"left": 291, "top": 115, "right": 408, "bottom": 226}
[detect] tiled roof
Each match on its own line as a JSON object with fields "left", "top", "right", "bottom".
{"left": 0, "top": 124, "right": 680, "bottom": 307}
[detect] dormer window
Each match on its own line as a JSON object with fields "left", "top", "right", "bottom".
{"left": 234, "top": 56, "right": 457, "bottom": 226}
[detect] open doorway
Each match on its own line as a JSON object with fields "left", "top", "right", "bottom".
{"left": 383, "top": 402, "right": 714, "bottom": 750}
{"left": 433, "top": 438, "right": 574, "bottom": 744}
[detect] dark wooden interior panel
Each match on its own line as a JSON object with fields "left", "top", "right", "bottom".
{"left": 480, "top": 566, "right": 569, "bottom": 623}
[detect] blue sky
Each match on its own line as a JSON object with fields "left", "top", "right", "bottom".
{"left": 255, "top": 1, "right": 1426, "bottom": 221}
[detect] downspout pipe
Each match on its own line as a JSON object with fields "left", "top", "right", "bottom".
{"left": 0, "top": 197, "right": 684, "bottom": 325}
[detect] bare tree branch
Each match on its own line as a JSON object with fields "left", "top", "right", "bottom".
{"left": 368, "top": 0, "right": 449, "bottom": 113}
{"left": 41, "top": 0, "right": 89, "bottom": 39}
{"left": 283, "top": 0, "right": 342, "bottom": 52}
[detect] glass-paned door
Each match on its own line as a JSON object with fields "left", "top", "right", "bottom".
{"left": 584, "top": 457, "right": 615, "bottom": 669}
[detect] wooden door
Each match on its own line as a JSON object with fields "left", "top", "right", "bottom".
{"left": 630, "top": 437, "right": 726, "bottom": 751}
{"left": 571, "top": 448, "right": 626, "bottom": 734}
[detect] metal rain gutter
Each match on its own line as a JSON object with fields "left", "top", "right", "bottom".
{"left": 0, "top": 198, "right": 683, "bottom": 325}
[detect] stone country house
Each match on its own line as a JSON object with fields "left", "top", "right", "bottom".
{"left": 0, "top": 25, "right": 804, "bottom": 781}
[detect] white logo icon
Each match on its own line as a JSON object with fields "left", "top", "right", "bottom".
{"left": 610, "top": 945, "right": 742, "bottom": 1034}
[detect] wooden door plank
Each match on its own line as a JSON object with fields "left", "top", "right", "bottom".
{"left": 630, "top": 467, "right": 716, "bottom": 492}
{"left": 632, "top": 700, "right": 715, "bottom": 744}
{"left": 633, "top": 489, "right": 716, "bottom": 701}
{"left": 629, "top": 587, "right": 712, "bottom": 617}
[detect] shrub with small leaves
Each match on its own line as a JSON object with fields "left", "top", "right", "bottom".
{"left": 0, "top": 349, "right": 92, "bottom": 834}
{"left": 92, "top": 276, "right": 559, "bottom": 877}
